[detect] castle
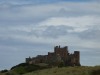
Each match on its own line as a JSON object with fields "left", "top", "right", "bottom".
{"left": 26, "top": 46, "right": 81, "bottom": 66}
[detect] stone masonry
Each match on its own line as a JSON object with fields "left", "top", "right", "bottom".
{"left": 26, "top": 46, "right": 81, "bottom": 66}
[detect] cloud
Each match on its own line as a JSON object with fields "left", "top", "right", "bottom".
{"left": 38, "top": 15, "right": 100, "bottom": 32}
{"left": 0, "top": 1, "right": 99, "bottom": 47}
{"left": 77, "top": 27, "right": 100, "bottom": 41}
{"left": 0, "top": 0, "right": 100, "bottom": 70}
{"left": 0, "top": 1, "right": 100, "bottom": 23}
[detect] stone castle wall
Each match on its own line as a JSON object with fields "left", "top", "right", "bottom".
{"left": 26, "top": 45, "right": 80, "bottom": 66}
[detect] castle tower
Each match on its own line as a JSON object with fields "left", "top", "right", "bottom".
{"left": 54, "top": 45, "right": 69, "bottom": 62}
{"left": 26, "top": 56, "right": 31, "bottom": 63}
{"left": 74, "top": 51, "right": 80, "bottom": 66}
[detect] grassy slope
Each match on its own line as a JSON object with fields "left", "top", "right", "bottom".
{"left": 1, "top": 65, "right": 100, "bottom": 75}
{"left": 24, "top": 66, "right": 100, "bottom": 75}
{"left": 0, "top": 73, "right": 5, "bottom": 75}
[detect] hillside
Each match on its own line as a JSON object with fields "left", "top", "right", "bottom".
{"left": 0, "top": 63, "right": 49, "bottom": 75}
{"left": 24, "top": 66, "right": 100, "bottom": 75}
{"left": 1, "top": 64, "right": 100, "bottom": 75}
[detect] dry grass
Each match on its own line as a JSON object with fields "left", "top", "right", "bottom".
{"left": 1, "top": 66, "right": 100, "bottom": 75}
{"left": 24, "top": 66, "right": 99, "bottom": 75}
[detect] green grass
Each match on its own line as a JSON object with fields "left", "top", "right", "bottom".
{"left": 1, "top": 65, "right": 100, "bottom": 75}
{"left": 23, "top": 66, "right": 100, "bottom": 75}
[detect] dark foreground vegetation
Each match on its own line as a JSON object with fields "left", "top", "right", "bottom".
{"left": 0, "top": 63, "right": 100, "bottom": 75}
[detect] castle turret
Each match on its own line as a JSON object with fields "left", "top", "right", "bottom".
{"left": 54, "top": 45, "right": 69, "bottom": 62}
{"left": 74, "top": 51, "right": 81, "bottom": 66}
{"left": 26, "top": 56, "right": 31, "bottom": 63}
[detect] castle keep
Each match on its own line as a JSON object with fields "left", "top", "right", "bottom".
{"left": 26, "top": 46, "right": 80, "bottom": 66}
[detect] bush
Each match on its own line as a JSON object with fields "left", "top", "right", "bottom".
{"left": 11, "top": 63, "right": 29, "bottom": 70}
{"left": 0, "top": 69, "right": 8, "bottom": 73}
{"left": 91, "top": 69, "right": 100, "bottom": 75}
{"left": 58, "top": 62, "right": 65, "bottom": 68}
{"left": 10, "top": 63, "right": 50, "bottom": 74}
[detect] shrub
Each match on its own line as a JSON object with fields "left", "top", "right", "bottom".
{"left": 58, "top": 62, "right": 65, "bottom": 68}
{"left": 91, "top": 69, "right": 100, "bottom": 75}
{"left": 0, "top": 69, "right": 8, "bottom": 73}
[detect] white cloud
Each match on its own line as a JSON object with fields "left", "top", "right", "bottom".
{"left": 0, "top": 0, "right": 100, "bottom": 69}
{"left": 38, "top": 15, "right": 100, "bottom": 32}
{"left": 0, "top": 1, "right": 100, "bottom": 21}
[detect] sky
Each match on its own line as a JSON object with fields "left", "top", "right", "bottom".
{"left": 0, "top": 0, "right": 100, "bottom": 70}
